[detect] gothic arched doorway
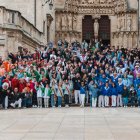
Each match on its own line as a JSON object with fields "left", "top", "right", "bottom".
{"left": 82, "top": 15, "right": 110, "bottom": 45}
{"left": 82, "top": 15, "right": 94, "bottom": 43}
{"left": 99, "top": 15, "right": 111, "bottom": 45}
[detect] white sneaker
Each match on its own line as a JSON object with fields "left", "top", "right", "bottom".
{"left": 10, "top": 103, "right": 15, "bottom": 108}
{"left": 65, "top": 105, "right": 69, "bottom": 108}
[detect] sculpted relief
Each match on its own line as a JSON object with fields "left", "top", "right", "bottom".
{"left": 62, "top": 13, "right": 67, "bottom": 31}
{"left": 81, "top": 0, "right": 113, "bottom": 4}
{"left": 68, "top": 13, "right": 72, "bottom": 31}
{"left": 73, "top": 14, "right": 77, "bottom": 31}
{"left": 56, "top": 12, "right": 78, "bottom": 32}
{"left": 94, "top": 19, "right": 99, "bottom": 37}
{"left": 127, "top": 14, "right": 132, "bottom": 31}
{"left": 56, "top": 15, "right": 61, "bottom": 31}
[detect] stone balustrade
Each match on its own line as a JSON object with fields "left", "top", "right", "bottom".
{"left": 0, "top": 6, "right": 44, "bottom": 45}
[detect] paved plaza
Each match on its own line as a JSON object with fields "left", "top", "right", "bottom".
{"left": 0, "top": 108, "right": 140, "bottom": 140}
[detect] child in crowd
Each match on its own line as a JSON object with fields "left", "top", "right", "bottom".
{"left": 50, "top": 81, "right": 56, "bottom": 108}
{"left": 98, "top": 84, "right": 105, "bottom": 108}
{"left": 111, "top": 82, "right": 118, "bottom": 107}
{"left": 57, "top": 82, "right": 63, "bottom": 107}
{"left": 88, "top": 81, "right": 94, "bottom": 107}
{"left": 43, "top": 84, "right": 51, "bottom": 108}
{"left": 64, "top": 80, "right": 70, "bottom": 107}
{"left": 129, "top": 85, "right": 136, "bottom": 107}
{"left": 122, "top": 86, "right": 129, "bottom": 107}
{"left": 91, "top": 83, "right": 99, "bottom": 108}
{"left": 80, "top": 82, "right": 86, "bottom": 107}
{"left": 35, "top": 82, "right": 44, "bottom": 108}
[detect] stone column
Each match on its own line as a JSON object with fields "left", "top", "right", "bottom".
{"left": 76, "top": 14, "right": 83, "bottom": 42}
{"left": 109, "top": 16, "right": 117, "bottom": 46}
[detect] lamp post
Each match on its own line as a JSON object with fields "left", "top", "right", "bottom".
{"left": 42, "top": 0, "right": 53, "bottom": 10}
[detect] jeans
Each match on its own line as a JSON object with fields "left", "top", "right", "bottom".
{"left": 26, "top": 98, "right": 32, "bottom": 107}
{"left": 123, "top": 97, "right": 128, "bottom": 106}
{"left": 86, "top": 91, "right": 89, "bottom": 104}
{"left": 90, "top": 95, "right": 92, "bottom": 107}
{"left": 51, "top": 94, "right": 55, "bottom": 107}
{"left": 130, "top": 97, "right": 135, "bottom": 106}
{"left": 64, "top": 94, "right": 69, "bottom": 105}
{"left": 22, "top": 98, "right": 27, "bottom": 107}
{"left": 138, "top": 97, "right": 140, "bottom": 106}
{"left": 22, "top": 98, "right": 32, "bottom": 107}
{"left": 58, "top": 96, "right": 62, "bottom": 107}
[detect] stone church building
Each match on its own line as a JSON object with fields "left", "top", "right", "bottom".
{"left": 0, "top": 0, "right": 139, "bottom": 58}
{"left": 55, "top": 0, "right": 139, "bottom": 48}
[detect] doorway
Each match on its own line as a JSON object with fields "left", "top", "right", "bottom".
{"left": 82, "top": 15, "right": 94, "bottom": 43}
{"left": 99, "top": 15, "right": 111, "bottom": 45}
{"left": 82, "top": 15, "right": 111, "bottom": 45}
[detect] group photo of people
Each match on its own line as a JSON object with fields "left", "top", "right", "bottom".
{"left": 0, "top": 39, "right": 140, "bottom": 109}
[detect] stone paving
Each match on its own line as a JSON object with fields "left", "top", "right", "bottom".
{"left": 0, "top": 107, "right": 140, "bottom": 140}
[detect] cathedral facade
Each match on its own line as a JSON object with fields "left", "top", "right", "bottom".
{"left": 55, "top": 0, "right": 139, "bottom": 48}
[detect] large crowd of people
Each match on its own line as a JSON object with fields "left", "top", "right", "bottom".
{"left": 0, "top": 39, "right": 140, "bottom": 109}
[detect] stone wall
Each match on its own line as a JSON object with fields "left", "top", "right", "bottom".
{"left": 54, "top": 0, "right": 139, "bottom": 48}
{"left": 0, "top": 0, "right": 55, "bottom": 43}
{"left": 0, "top": 7, "right": 44, "bottom": 59}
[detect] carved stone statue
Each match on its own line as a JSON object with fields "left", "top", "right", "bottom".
{"left": 56, "top": 15, "right": 61, "bottom": 31}
{"left": 68, "top": 13, "right": 72, "bottom": 31}
{"left": 88, "top": 0, "right": 94, "bottom": 3}
{"left": 127, "top": 14, "right": 132, "bottom": 31}
{"left": 81, "top": 0, "right": 86, "bottom": 4}
{"left": 94, "top": 0, "right": 100, "bottom": 4}
{"left": 100, "top": 0, "right": 106, "bottom": 4}
{"left": 117, "top": 16, "right": 123, "bottom": 31}
{"left": 73, "top": 15, "right": 77, "bottom": 30}
{"left": 62, "top": 13, "right": 67, "bottom": 31}
{"left": 94, "top": 19, "right": 99, "bottom": 37}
